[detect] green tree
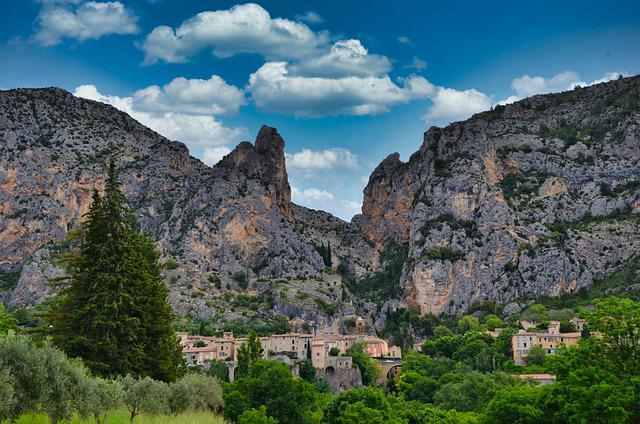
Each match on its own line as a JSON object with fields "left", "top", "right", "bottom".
{"left": 329, "top": 347, "right": 340, "bottom": 356}
{"left": 433, "top": 325, "right": 454, "bottom": 338}
{"left": 299, "top": 360, "right": 316, "bottom": 382}
{"left": 481, "top": 386, "right": 544, "bottom": 424}
{"left": 223, "top": 360, "right": 318, "bottom": 424}
{"left": 168, "top": 373, "right": 223, "bottom": 414}
{"left": 0, "top": 369, "right": 15, "bottom": 422}
{"left": 434, "top": 371, "right": 519, "bottom": 412}
{"left": 0, "top": 333, "right": 90, "bottom": 423}
{"left": 238, "top": 406, "right": 279, "bottom": 424}
{"left": 482, "top": 315, "right": 504, "bottom": 331}
{"left": 0, "top": 303, "right": 18, "bottom": 335}
{"left": 524, "top": 345, "right": 546, "bottom": 366}
{"left": 120, "top": 375, "right": 169, "bottom": 423}
{"left": 47, "top": 161, "right": 183, "bottom": 381}
{"left": 76, "top": 377, "right": 123, "bottom": 424}
{"left": 323, "top": 387, "right": 403, "bottom": 424}
{"left": 237, "top": 331, "right": 264, "bottom": 377}
{"left": 458, "top": 315, "right": 481, "bottom": 333}
{"left": 207, "top": 360, "right": 231, "bottom": 382}
{"left": 346, "top": 342, "right": 380, "bottom": 386}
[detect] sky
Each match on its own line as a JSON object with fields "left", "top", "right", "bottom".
{"left": 1, "top": 1, "right": 639, "bottom": 220}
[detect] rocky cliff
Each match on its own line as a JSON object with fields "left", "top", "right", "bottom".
{"left": 0, "top": 88, "right": 375, "bottom": 322}
{"left": 356, "top": 75, "right": 640, "bottom": 315}
{"left": 1, "top": 76, "right": 639, "bottom": 323}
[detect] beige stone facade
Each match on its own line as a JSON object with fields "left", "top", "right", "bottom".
{"left": 180, "top": 331, "right": 401, "bottom": 369}
{"left": 512, "top": 321, "right": 581, "bottom": 365}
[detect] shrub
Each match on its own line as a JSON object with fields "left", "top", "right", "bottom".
{"left": 422, "top": 247, "right": 464, "bottom": 261}
{"left": 234, "top": 271, "right": 249, "bottom": 290}
{"left": 238, "top": 406, "right": 279, "bottom": 424}
{"left": 168, "top": 374, "right": 223, "bottom": 414}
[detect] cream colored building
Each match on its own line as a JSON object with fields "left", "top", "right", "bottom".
{"left": 180, "top": 331, "right": 400, "bottom": 369}
{"left": 512, "top": 321, "right": 581, "bottom": 365}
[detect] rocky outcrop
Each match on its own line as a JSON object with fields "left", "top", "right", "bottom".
{"left": 2, "top": 75, "right": 640, "bottom": 320}
{"left": 357, "top": 75, "right": 640, "bottom": 315}
{"left": 0, "top": 88, "right": 372, "bottom": 312}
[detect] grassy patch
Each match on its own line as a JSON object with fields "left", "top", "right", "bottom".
{"left": 9, "top": 409, "right": 226, "bottom": 424}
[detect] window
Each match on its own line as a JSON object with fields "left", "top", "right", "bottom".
{"left": 524, "top": 342, "right": 527, "bottom": 347}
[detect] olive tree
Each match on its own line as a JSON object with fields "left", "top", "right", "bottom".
{"left": 120, "top": 375, "right": 169, "bottom": 423}
{"left": 169, "top": 373, "right": 223, "bottom": 413}
{"left": 77, "top": 377, "right": 124, "bottom": 424}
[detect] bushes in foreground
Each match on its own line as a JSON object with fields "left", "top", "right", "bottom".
{"left": 0, "top": 333, "right": 222, "bottom": 423}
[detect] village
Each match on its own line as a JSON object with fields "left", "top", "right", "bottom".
{"left": 179, "top": 314, "right": 590, "bottom": 390}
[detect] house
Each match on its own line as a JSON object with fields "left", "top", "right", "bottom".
{"left": 180, "top": 331, "right": 401, "bottom": 370}
{"left": 512, "top": 321, "right": 581, "bottom": 365}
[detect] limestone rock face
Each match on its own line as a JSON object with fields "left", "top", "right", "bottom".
{"left": 0, "top": 88, "right": 373, "bottom": 310}
{"left": 2, "top": 76, "right": 640, "bottom": 319}
{"left": 358, "top": 75, "right": 640, "bottom": 315}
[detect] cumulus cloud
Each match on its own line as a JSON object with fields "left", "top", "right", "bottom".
{"left": 295, "top": 11, "right": 323, "bottom": 24}
{"left": 291, "top": 186, "right": 362, "bottom": 219}
{"left": 511, "top": 71, "right": 583, "bottom": 98}
{"left": 503, "top": 71, "right": 626, "bottom": 103}
{"left": 248, "top": 62, "right": 435, "bottom": 117}
{"left": 131, "top": 75, "right": 246, "bottom": 116}
{"left": 34, "top": 1, "right": 138, "bottom": 46}
{"left": 403, "top": 56, "right": 427, "bottom": 71}
{"left": 202, "top": 146, "right": 232, "bottom": 165}
{"left": 397, "top": 36, "right": 411, "bottom": 44}
{"left": 291, "top": 186, "right": 335, "bottom": 203}
{"left": 140, "top": 3, "right": 327, "bottom": 64}
{"left": 286, "top": 148, "right": 359, "bottom": 172}
{"left": 289, "top": 39, "right": 391, "bottom": 78}
{"left": 423, "top": 87, "right": 493, "bottom": 124}
{"left": 73, "top": 83, "right": 246, "bottom": 155}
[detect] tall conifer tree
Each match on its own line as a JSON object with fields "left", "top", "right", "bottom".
{"left": 48, "top": 161, "right": 183, "bottom": 381}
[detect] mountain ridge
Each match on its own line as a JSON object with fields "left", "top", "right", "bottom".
{"left": 1, "top": 76, "right": 639, "bottom": 326}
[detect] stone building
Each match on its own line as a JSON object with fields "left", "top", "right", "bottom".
{"left": 512, "top": 321, "right": 581, "bottom": 365}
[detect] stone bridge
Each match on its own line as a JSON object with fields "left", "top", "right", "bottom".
{"left": 375, "top": 358, "right": 403, "bottom": 380}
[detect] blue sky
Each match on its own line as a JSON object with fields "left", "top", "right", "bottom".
{"left": 1, "top": 0, "right": 639, "bottom": 219}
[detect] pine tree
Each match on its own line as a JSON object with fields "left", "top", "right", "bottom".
{"left": 236, "top": 332, "right": 264, "bottom": 378}
{"left": 326, "top": 241, "right": 333, "bottom": 268}
{"left": 47, "top": 161, "right": 183, "bottom": 382}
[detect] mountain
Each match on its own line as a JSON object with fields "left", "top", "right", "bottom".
{"left": 0, "top": 87, "right": 376, "bottom": 326}
{"left": 0, "top": 76, "right": 639, "bottom": 328}
{"left": 356, "top": 74, "right": 640, "bottom": 315}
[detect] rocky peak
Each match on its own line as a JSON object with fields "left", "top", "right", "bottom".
{"left": 218, "top": 125, "right": 292, "bottom": 219}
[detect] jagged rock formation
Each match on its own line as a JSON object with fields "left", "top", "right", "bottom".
{"left": 0, "top": 88, "right": 375, "bottom": 317}
{"left": 1, "top": 76, "right": 639, "bottom": 321}
{"left": 356, "top": 75, "right": 640, "bottom": 315}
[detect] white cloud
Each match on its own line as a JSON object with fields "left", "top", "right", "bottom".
{"left": 73, "top": 84, "right": 246, "bottom": 154}
{"left": 289, "top": 39, "right": 391, "bottom": 78}
{"left": 403, "top": 56, "right": 427, "bottom": 71}
{"left": 423, "top": 87, "right": 493, "bottom": 124}
{"left": 295, "top": 11, "right": 323, "bottom": 24}
{"left": 286, "top": 148, "right": 359, "bottom": 172}
{"left": 504, "top": 71, "right": 626, "bottom": 104}
{"left": 202, "top": 146, "right": 232, "bottom": 165}
{"left": 397, "top": 36, "right": 411, "bottom": 44}
{"left": 248, "top": 62, "right": 435, "bottom": 117}
{"left": 291, "top": 186, "right": 335, "bottom": 203}
{"left": 140, "top": 3, "right": 327, "bottom": 64}
{"left": 511, "top": 71, "right": 582, "bottom": 98}
{"left": 589, "top": 72, "right": 624, "bottom": 85}
{"left": 131, "top": 75, "right": 246, "bottom": 116}
{"left": 291, "top": 186, "right": 362, "bottom": 219}
{"left": 34, "top": 1, "right": 138, "bottom": 46}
